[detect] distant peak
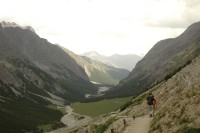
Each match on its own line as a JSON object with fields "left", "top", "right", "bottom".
{"left": 110, "top": 53, "right": 141, "bottom": 57}
{"left": 90, "top": 51, "right": 99, "bottom": 54}
{"left": 84, "top": 51, "right": 100, "bottom": 56}
{"left": 1, "top": 21, "right": 35, "bottom": 33}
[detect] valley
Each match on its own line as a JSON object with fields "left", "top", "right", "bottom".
{"left": 1, "top": 20, "right": 200, "bottom": 133}
{"left": 49, "top": 21, "right": 200, "bottom": 133}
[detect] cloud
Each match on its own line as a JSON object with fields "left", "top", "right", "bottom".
{"left": 180, "top": 0, "right": 200, "bottom": 8}
{"left": 143, "top": 0, "right": 200, "bottom": 29}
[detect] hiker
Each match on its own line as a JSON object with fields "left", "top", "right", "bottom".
{"left": 132, "top": 115, "right": 135, "bottom": 119}
{"left": 146, "top": 92, "right": 157, "bottom": 117}
{"left": 123, "top": 118, "right": 126, "bottom": 126}
{"left": 111, "top": 128, "right": 114, "bottom": 133}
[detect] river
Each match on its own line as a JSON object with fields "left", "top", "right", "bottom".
{"left": 47, "top": 106, "right": 92, "bottom": 133}
{"left": 48, "top": 85, "right": 111, "bottom": 132}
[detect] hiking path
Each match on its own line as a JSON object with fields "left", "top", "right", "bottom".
{"left": 104, "top": 115, "right": 152, "bottom": 133}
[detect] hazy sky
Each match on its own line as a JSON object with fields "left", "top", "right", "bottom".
{"left": 0, "top": 0, "right": 200, "bottom": 56}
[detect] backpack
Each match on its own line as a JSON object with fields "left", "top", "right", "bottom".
{"left": 147, "top": 96, "right": 154, "bottom": 105}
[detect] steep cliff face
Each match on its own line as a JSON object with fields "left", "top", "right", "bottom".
{"left": 106, "top": 21, "right": 200, "bottom": 98}
{"left": 59, "top": 46, "right": 130, "bottom": 85}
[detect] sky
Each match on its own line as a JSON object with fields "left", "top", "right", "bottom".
{"left": 0, "top": 0, "right": 200, "bottom": 56}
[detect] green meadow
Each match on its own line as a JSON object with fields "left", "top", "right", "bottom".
{"left": 71, "top": 97, "right": 132, "bottom": 117}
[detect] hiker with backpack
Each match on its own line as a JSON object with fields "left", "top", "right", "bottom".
{"left": 146, "top": 92, "right": 157, "bottom": 117}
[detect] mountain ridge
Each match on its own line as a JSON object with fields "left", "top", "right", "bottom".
{"left": 82, "top": 51, "right": 142, "bottom": 71}
{"left": 1, "top": 21, "right": 35, "bottom": 32}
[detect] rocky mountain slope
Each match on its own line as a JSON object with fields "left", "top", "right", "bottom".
{"left": 0, "top": 21, "right": 97, "bottom": 101}
{"left": 59, "top": 46, "right": 130, "bottom": 85}
{"left": 148, "top": 56, "right": 200, "bottom": 133}
{"left": 0, "top": 21, "right": 97, "bottom": 133}
{"left": 113, "top": 56, "right": 200, "bottom": 133}
{"left": 83, "top": 51, "right": 142, "bottom": 71}
{"left": 105, "top": 21, "right": 200, "bottom": 98}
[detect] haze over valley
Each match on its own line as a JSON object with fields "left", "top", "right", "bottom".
{"left": 82, "top": 51, "right": 142, "bottom": 71}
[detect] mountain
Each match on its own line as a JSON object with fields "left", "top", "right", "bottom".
{"left": 105, "top": 21, "right": 200, "bottom": 98}
{"left": 0, "top": 21, "right": 97, "bottom": 101}
{"left": 0, "top": 21, "right": 97, "bottom": 132}
{"left": 59, "top": 46, "right": 130, "bottom": 85}
{"left": 82, "top": 51, "right": 142, "bottom": 71}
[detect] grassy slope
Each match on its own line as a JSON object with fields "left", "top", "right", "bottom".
{"left": 89, "top": 68, "right": 118, "bottom": 85}
{"left": 71, "top": 97, "right": 132, "bottom": 117}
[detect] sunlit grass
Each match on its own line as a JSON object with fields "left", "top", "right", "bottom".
{"left": 71, "top": 97, "right": 132, "bottom": 117}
